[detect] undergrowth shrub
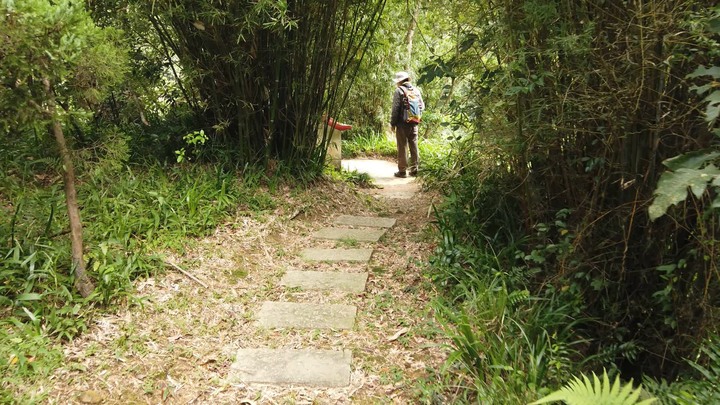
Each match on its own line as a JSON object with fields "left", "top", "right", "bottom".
{"left": 424, "top": 146, "right": 589, "bottom": 402}
{"left": 0, "top": 141, "right": 275, "bottom": 394}
{"left": 431, "top": 264, "right": 587, "bottom": 403}
{"left": 422, "top": 2, "right": 720, "bottom": 403}
{"left": 644, "top": 336, "right": 720, "bottom": 404}
{"left": 0, "top": 323, "right": 63, "bottom": 403}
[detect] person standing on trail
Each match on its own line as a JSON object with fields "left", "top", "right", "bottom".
{"left": 390, "top": 71, "right": 424, "bottom": 178}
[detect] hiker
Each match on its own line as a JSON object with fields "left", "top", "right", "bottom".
{"left": 390, "top": 71, "right": 424, "bottom": 178}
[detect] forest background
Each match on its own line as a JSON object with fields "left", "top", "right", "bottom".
{"left": 1, "top": 0, "right": 719, "bottom": 403}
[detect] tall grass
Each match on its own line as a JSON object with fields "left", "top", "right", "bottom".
{"left": 341, "top": 127, "right": 451, "bottom": 161}
{"left": 342, "top": 128, "right": 396, "bottom": 158}
{"left": 0, "top": 145, "right": 275, "bottom": 399}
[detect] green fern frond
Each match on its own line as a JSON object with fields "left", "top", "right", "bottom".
{"left": 530, "top": 369, "right": 657, "bottom": 405}
{"left": 508, "top": 289, "right": 530, "bottom": 307}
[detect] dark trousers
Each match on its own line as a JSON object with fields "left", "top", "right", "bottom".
{"left": 396, "top": 124, "right": 419, "bottom": 173}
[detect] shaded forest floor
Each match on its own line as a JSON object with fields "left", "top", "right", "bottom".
{"left": 37, "top": 166, "right": 448, "bottom": 404}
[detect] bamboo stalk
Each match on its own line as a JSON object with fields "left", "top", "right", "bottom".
{"left": 165, "top": 260, "right": 208, "bottom": 289}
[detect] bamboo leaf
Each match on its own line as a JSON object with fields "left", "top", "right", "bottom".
{"left": 16, "top": 293, "right": 42, "bottom": 301}
{"left": 22, "top": 307, "right": 38, "bottom": 322}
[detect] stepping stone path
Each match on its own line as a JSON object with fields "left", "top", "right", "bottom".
{"left": 231, "top": 349, "right": 352, "bottom": 387}
{"left": 257, "top": 301, "right": 357, "bottom": 329}
{"left": 281, "top": 271, "right": 368, "bottom": 293}
{"left": 300, "top": 247, "right": 373, "bottom": 262}
{"left": 231, "top": 162, "right": 417, "bottom": 390}
{"left": 343, "top": 159, "right": 420, "bottom": 199}
{"left": 335, "top": 214, "right": 396, "bottom": 228}
{"left": 230, "top": 215, "right": 390, "bottom": 387}
{"left": 311, "top": 227, "right": 387, "bottom": 242}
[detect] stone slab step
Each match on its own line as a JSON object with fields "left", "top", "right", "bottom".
{"left": 230, "top": 348, "right": 352, "bottom": 387}
{"left": 300, "top": 248, "right": 373, "bottom": 262}
{"left": 257, "top": 301, "right": 356, "bottom": 329}
{"left": 371, "top": 182, "right": 420, "bottom": 200}
{"left": 334, "top": 215, "right": 396, "bottom": 228}
{"left": 281, "top": 271, "right": 368, "bottom": 293}
{"left": 311, "top": 227, "right": 386, "bottom": 242}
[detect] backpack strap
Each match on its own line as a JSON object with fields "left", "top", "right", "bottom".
{"left": 400, "top": 83, "right": 417, "bottom": 98}
{"left": 398, "top": 85, "right": 414, "bottom": 99}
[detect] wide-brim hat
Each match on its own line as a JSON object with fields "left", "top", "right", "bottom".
{"left": 393, "top": 71, "right": 410, "bottom": 83}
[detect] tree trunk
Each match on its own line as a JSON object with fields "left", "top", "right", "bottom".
{"left": 44, "top": 79, "right": 95, "bottom": 298}
{"left": 404, "top": 0, "right": 422, "bottom": 70}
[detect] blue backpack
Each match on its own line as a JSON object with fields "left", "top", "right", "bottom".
{"left": 399, "top": 85, "right": 422, "bottom": 124}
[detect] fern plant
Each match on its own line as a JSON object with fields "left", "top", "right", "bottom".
{"left": 644, "top": 336, "right": 720, "bottom": 404}
{"left": 530, "top": 370, "right": 656, "bottom": 405}
{"left": 681, "top": 338, "right": 720, "bottom": 403}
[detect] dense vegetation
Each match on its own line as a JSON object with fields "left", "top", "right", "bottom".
{"left": 410, "top": 0, "right": 720, "bottom": 403}
{"left": 1, "top": 0, "right": 719, "bottom": 403}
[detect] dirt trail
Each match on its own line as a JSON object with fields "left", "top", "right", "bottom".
{"left": 46, "top": 159, "right": 447, "bottom": 404}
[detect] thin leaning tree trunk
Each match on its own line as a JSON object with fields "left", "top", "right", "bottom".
{"left": 404, "top": 0, "right": 422, "bottom": 70}
{"left": 43, "top": 78, "right": 95, "bottom": 298}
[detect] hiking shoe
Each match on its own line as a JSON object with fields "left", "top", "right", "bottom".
{"left": 394, "top": 171, "right": 407, "bottom": 178}
{"left": 409, "top": 170, "right": 418, "bottom": 177}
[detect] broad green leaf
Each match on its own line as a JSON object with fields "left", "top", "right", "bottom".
{"left": 706, "top": 91, "right": 720, "bottom": 104}
{"left": 712, "top": 194, "right": 720, "bottom": 209}
{"left": 687, "top": 65, "right": 720, "bottom": 79}
{"left": 662, "top": 150, "right": 720, "bottom": 171}
{"left": 705, "top": 91, "right": 720, "bottom": 125}
{"left": 690, "top": 84, "right": 713, "bottom": 96}
{"left": 656, "top": 264, "right": 676, "bottom": 273}
{"left": 686, "top": 165, "right": 720, "bottom": 197}
{"left": 709, "top": 18, "right": 720, "bottom": 33}
{"left": 649, "top": 166, "right": 720, "bottom": 221}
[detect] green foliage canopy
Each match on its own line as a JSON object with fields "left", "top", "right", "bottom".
{"left": 0, "top": 0, "right": 127, "bottom": 132}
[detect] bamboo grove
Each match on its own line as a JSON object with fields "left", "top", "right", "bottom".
{"left": 87, "top": 0, "right": 386, "bottom": 168}
{"left": 426, "top": 0, "right": 720, "bottom": 381}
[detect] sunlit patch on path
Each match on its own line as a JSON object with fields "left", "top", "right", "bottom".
{"left": 342, "top": 159, "right": 420, "bottom": 199}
